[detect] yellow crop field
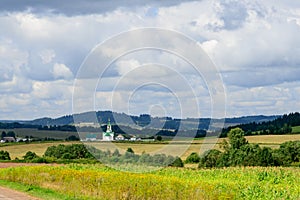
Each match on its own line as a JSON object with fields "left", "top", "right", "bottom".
{"left": 0, "top": 165, "right": 299, "bottom": 199}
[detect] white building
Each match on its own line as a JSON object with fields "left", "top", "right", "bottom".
{"left": 115, "top": 134, "right": 125, "bottom": 141}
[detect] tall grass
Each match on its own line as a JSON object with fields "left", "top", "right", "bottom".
{"left": 0, "top": 164, "right": 299, "bottom": 199}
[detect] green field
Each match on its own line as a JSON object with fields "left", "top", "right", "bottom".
{"left": 0, "top": 164, "right": 299, "bottom": 199}
{"left": 292, "top": 126, "right": 300, "bottom": 133}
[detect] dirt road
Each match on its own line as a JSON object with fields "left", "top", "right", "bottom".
{"left": 0, "top": 186, "right": 40, "bottom": 200}
{"left": 0, "top": 163, "right": 60, "bottom": 200}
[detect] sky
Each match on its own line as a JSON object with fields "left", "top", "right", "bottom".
{"left": 0, "top": 0, "right": 300, "bottom": 120}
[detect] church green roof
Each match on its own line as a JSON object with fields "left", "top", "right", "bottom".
{"left": 104, "top": 132, "right": 112, "bottom": 137}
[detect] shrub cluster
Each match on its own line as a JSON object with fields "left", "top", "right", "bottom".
{"left": 0, "top": 150, "right": 10, "bottom": 160}
{"left": 197, "top": 128, "right": 300, "bottom": 168}
{"left": 44, "top": 144, "right": 94, "bottom": 159}
{"left": 12, "top": 144, "right": 184, "bottom": 167}
{"left": 88, "top": 147, "right": 184, "bottom": 167}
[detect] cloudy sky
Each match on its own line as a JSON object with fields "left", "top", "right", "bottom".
{"left": 0, "top": 0, "right": 300, "bottom": 120}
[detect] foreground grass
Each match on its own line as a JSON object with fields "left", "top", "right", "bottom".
{"left": 0, "top": 164, "right": 299, "bottom": 199}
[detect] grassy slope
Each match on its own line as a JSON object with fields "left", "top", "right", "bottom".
{"left": 0, "top": 165, "right": 299, "bottom": 199}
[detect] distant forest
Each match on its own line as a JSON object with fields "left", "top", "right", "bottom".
{"left": 222, "top": 112, "right": 300, "bottom": 137}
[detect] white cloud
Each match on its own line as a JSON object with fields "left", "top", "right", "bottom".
{"left": 52, "top": 63, "right": 73, "bottom": 80}
{"left": 0, "top": 0, "right": 300, "bottom": 119}
{"left": 39, "top": 49, "right": 55, "bottom": 64}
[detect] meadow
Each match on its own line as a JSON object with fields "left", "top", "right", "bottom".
{"left": 1, "top": 134, "right": 300, "bottom": 160}
{"left": 0, "top": 164, "right": 299, "bottom": 199}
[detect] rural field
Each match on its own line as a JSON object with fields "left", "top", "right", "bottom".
{"left": 1, "top": 134, "right": 300, "bottom": 160}
{"left": 0, "top": 164, "right": 299, "bottom": 199}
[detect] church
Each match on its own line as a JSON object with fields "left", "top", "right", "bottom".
{"left": 102, "top": 119, "right": 114, "bottom": 141}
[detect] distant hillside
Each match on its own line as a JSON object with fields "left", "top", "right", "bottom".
{"left": 24, "top": 111, "right": 279, "bottom": 131}
{"left": 222, "top": 112, "right": 300, "bottom": 137}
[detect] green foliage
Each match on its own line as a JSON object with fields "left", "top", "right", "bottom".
{"left": 222, "top": 112, "right": 300, "bottom": 137}
{"left": 228, "top": 128, "right": 248, "bottom": 149}
{"left": 199, "top": 128, "right": 300, "bottom": 168}
{"left": 156, "top": 135, "right": 162, "bottom": 141}
{"left": 199, "top": 149, "right": 222, "bottom": 168}
{"left": 185, "top": 152, "right": 200, "bottom": 163}
{"left": 44, "top": 144, "right": 94, "bottom": 159}
{"left": 170, "top": 157, "right": 184, "bottom": 167}
{"left": 126, "top": 147, "right": 134, "bottom": 154}
{"left": 65, "top": 135, "right": 79, "bottom": 141}
{"left": 112, "top": 149, "right": 121, "bottom": 157}
{"left": 6, "top": 131, "right": 16, "bottom": 138}
{"left": 1, "top": 131, "right": 6, "bottom": 139}
{"left": 0, "top": 150, "right": 10, "bottom": 160}
{"left": 23, "top": 151, "right": 38, "bottom": 160}
{"left": 273, "top": 141, "right": 300, "bottom": 166}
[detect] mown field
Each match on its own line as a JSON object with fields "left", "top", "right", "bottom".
{"left": 0, "top": 164, "right": 299, "bottom": 199}
{"left": 1, "top": 134, "right": 300, "bottom": 160}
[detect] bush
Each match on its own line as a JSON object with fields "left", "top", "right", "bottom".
{"left": 44, "top": 144, "right": 94, "bottom": 159}
{"left": 23, "top": 151, "right": 39, "bottom": 160}
{"left": 273, "top": 141, "right": 300, "bottom": 166}
{"left": 170, "top": 157, "right": 184, "bottom": 167}
{"left": 0, "top": 150, "right": 10, "bottom": 160}
{"left": 185, "top": 152, "right": 200, "bottom": 163}
{"left": 126, "top": 148, "right": 134, "bottom": 154}
{"left": 199, "top": 149, "right": 222, "bottom": 168}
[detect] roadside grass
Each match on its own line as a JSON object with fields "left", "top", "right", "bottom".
{"left": 0, "top": 179, "right": 74, "bottom": 200}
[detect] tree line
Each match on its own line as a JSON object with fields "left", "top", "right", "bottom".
{"left": 221, "top": 112, "right": 300, "bottom": 137}
{"left": 184, "top": 128, "right": 300, "bottom": 168}
{"left": 0, "top": 144, "right": 184, "bottom": 167}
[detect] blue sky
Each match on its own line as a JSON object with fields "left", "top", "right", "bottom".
{"left": 0, "top": 0, "right": 299, "bottom": 119}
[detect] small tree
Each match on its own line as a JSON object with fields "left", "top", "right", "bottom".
{"left": 185, "top": 152, "right": 200, "bottom": 163}
{"left": 0, "top": 150, "right": 11, "bottom": 160}
{"left": 126, "top": 147, "right": 134, "bottom": 154}
{"left": 170, "top": 157, "right": 184, "bottom": 167}
{"left": 198, "top": 149, "right": 222, "bottom": 168}
{"left": 1, "top": 131, "right": 6, "bottom": 139}
{"left": 228, "top": 128, "right": 248, "bottom": 149}
{"left": 7, "top": 131, "right": 16, "bottom": 138}
{"left": 156, "top": 135, "right": 162, "bottom": 141}
{"left": 23, "top": 151, "right": 38, "bottom": 160}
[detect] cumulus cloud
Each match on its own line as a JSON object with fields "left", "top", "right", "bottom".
{"left": 0, "top": 0, "right": 192, "bottom": 16}
{"left": 0, "top": 0, "right": 299, "bottom": 119}
{"left": 52, "top": 63, "right": 73, "bottom": 80}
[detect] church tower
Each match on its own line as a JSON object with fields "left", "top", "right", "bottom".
{"left": 102, "top": 118, "right": 114, "bottom": 141}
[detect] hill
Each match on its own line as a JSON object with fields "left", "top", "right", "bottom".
{"left": 23, "top": 111, "right": 278, "bottom": 130}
